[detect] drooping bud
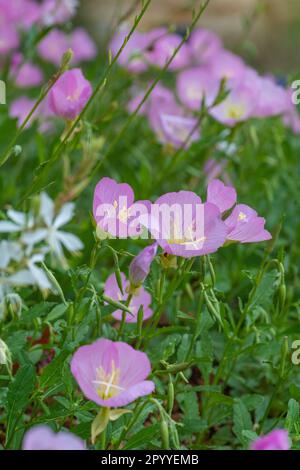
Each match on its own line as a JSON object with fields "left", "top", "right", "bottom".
{"left": 129, "top": 243, "right": 158, "bottom": 288}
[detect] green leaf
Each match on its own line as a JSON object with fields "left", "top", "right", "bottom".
{"left": 233, "top": 399, "right": 253, "bottom": 446}
{"left": 124, "top": 423, "right": 160, "bottom": 450}
{"left": 109, "top": 408, "right": 132, "bottom": 421}
{"left": 91, "top": 407, "right": 110, "bottom": 444}
{"left": 285, "top": 399, "right": 300, "bottom": 433}
{"left": 40, "top": 350, "right": 70, "bottom": 390}
{"left": 6, "top": 364, "right": 36, "bottom": 446}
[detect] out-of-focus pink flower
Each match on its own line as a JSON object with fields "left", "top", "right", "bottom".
{"left": 207, "top": 179, "right": 236, "bottom": 213}
{"left": 189, "top": 28, "right": 222, "bottom": 64}
{"left": 160, "top": 113, "right": 200, "bottom": 149}
{"left": 110, "top": 28, "right": 149, "bottom": 73}
{"left": 38, "top": 29, "right": 69, "bottom": 66}
{"left": 70, "top": 28, "right": 97, "bottom": 63}
{"left": 104, "top": 272, "right": 153, "bottom": 322}
{"left": 71, "top": 338, "right": 155, "bottom": 407}
{"left": 13, "top": 59, "right": 44, "bottom": 88}
{"left": 204, "top": 158, "right": 230, "bottom": 184}
{"left": 225, "top": 204, "right": 272, "bottom": 243}
{"left": 10, "top": 96, "right": 35, "bottom": 128}
{"left": 147, "top": 33, "right": 191, "bottom": 71}
{"left": 0, "top": 0, "right": 41, "bottom": 30}
{"left": 177, "top": 67, "right": 219, "bottom": 110}
{"left": 251, "top": 429, "right": 290, "bottom": 451}
{"left": 0, "top": 26, "right": 19, "bottom": 56}
{"left": 208, "top": 50, "right": 246, "bottom": 83}
{"left": 48, "top": 68, "right": 92, "bottom": 120}
{"left": 93, "top": 177, "right": 150, "bottom": 238}
{"left": 149, "top": 191, "right": 228, "bottom": 258}
{"left": 282, "top": 88, "right": 300, "bottom": 134}
{"left": 246, "top": 72, "right": 289, "bottom": 118}
{"left": 23, "top": 425, "right": 85, "bottom": 450}
{"left": 129, "top": 243, "right": 157, "bottom": 287}
{"left": 210, "top": 84, "right": 256, "bottom": 126}
{"left": 40, "top": 0, "right": 78, "bottom": 26}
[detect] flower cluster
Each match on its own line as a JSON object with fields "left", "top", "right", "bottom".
{"left": 111, "top": 26, "right": 300, "bottom": 147}
{"left": 93, "top": 176, "right": 271, "bottom": 258}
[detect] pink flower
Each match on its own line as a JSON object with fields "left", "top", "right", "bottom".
{"left": 38, "top": 29, "right": 69, "bottom": 66}
{"left": 93, "top": 177, "right": 150, "bottom": 238}
{"left": 71, "top": 338, "right": 155, "bottom": 407}
{"left": 149, "top": 191, "right": 228, "bottom": 258}
{"left": 177, "top": 67, "right": 219, "bottom": 110}
{"left": 104, "top": 272, "right": 153, "bottom": 322}
{"left": 247, "top": 72, "right": 289, "bottom": 118}
{"left": 23, "top": 425, "right": 86, "bottom": 450}
{"left": 10, "top": 96, "right": 36, "bottom": 128}
{"left": 0, "top": 26, "right": 19, "bottom": 56}
{"left": 40, "top": 0, "right": 78, "bottom": 26}
{"left": 129, "top": 243, "right": 158, "bottom": 287}
{"left": 210, "top": 84, "right": 256, "bottom": 126}
{"left": 14, "top": 61, "right": 44, "bottom": 88}
{"left": 48, "top": 68, "right": 92, "bottom": 120}
{"left": 207, "top": 179, "right": 237, "bottom": 213}
{"left": 159, "top": 113, "right": 200, "bottom": 149}
{"left": 189, "top": 28, "right": 222, "bottom": 64}
{"left": 251, "top": 429, "right": 290, "bottom": 451}
{"left": 208, "top": 49, "right": 246, "bottom": 83}
{"left": 147, "top": 33, "right": 191, "bottom": 71}
{"left": 110, "top": 29, "right": 149, "bottom": 74}
{"left": 0, "top": 0, "right": 41, "bottom": 30}
{"left": 204, "top": 158, "right": 231, "bottom": 185}
{"left": 225, "top": 204, "right": 272, "bottom": 243}
{"left": 70, "top": 28, "right": 97, "bottom": 63}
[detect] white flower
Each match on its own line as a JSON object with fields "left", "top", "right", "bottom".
{"left": 0, "top": 241, "right": 22, "bottom": 269}
{"left": 18, "top": 193, "right": 83, "bottom": 261}
{"left": 0, "top": 210, "right": 34, "bottom": 234}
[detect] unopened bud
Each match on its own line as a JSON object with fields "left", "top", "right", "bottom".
{"left": 129, "top": 243, "right": 157, "bottom": 288}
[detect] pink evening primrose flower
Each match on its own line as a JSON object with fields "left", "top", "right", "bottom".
{"left": 251, "top": 429, "right": 290, "bottom": 451}
{"left": 41, "top": 0, "right": 78, "bottom": 26}
{"left": 0, "top": 26, "right": 19, "bottom": 56}
{"left": 14, "top": 61, "right": 44, "bottom": 88}
{"left": 208, "top": 49, "right": 247, "bottom": 83}
{"left": 225, "top": 204, "right": 272, "bottom": 243}
{"left": 23, "top": 425, "right": 86, "bottom": 450}
{"left": 189, "top": 28, "right": 222, "bottom": 64}
{"left": 71, "top": 338, "right": 155, "bottom": 407}
{"left": 70, "top": 28, "right": 97, "bottom": 63}
{"left": 37, "top": 29, "right": 69, "bottom": 66}
{"left": 207, "top": 179, "right": 237, "bottom": 214}
{"left": 204, "top": 158, "right": 231, "bottom": 185}
{"left": 149, "top": 191, "right": 228, "bottom": 258}
{"left": 93, "top": 177, "right": 150, "bottom": 238}
{"left": 10, "top": 96, "right": 36, "bottom": 128}
{"left": 176, "top": 67, "right": 219, "bottom": 110}
{"left": 210, "top": 84, "right": 256, "bottom": 127}
{"left": 160, "top": 113, "right": 200, "bottom": 149}
{"left": 104, "top": 272, "right": 153, "bottom": 323}
{"left": 48, "top": 68, "right": 92, "bottom": 120}
{"left": 147, "top": 33, "right": 191, "bottom": 71}
{"left": 129, "top": 243, "right": 158, "bottom": 287}
{"left": 110, "top": 29, "right": 150, "bottom": 74}
{"left": 0, "top": 0, "right": 41, "bottom": 31}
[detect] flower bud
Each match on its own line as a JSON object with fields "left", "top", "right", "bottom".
{"left": 129, "top": 243, "right": 157, "bottom": 288}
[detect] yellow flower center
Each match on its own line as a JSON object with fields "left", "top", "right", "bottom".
{"left": 93, "top": 360, "right": 124, "bottom": 399}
